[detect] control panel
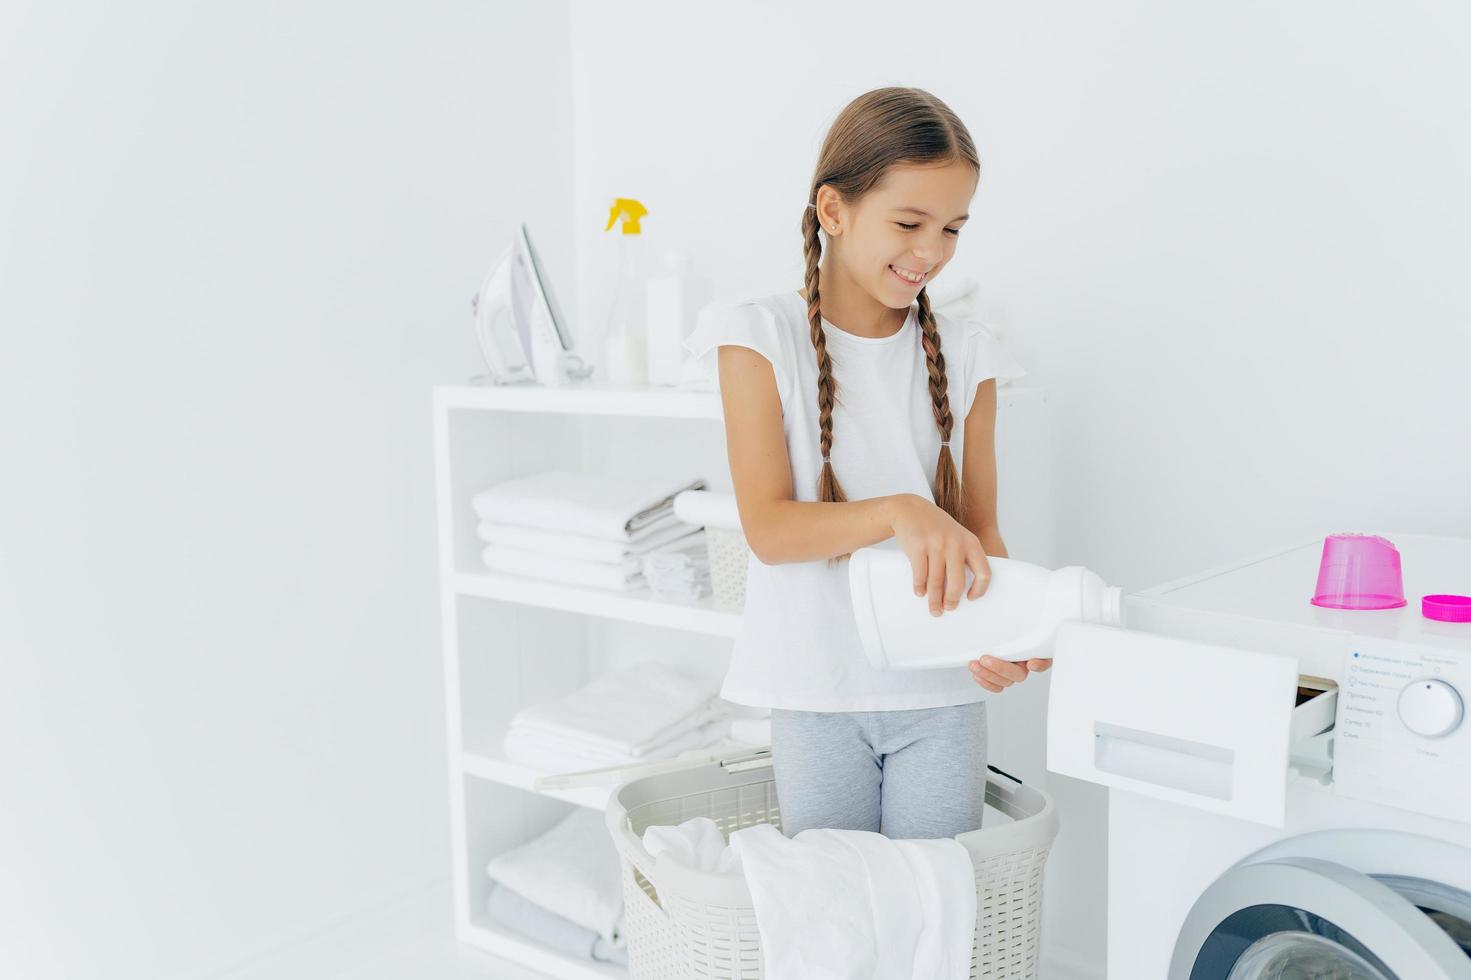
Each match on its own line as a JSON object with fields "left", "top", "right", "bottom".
{"left": 1334, "top": 635, "right": 1471, "bottom": 823}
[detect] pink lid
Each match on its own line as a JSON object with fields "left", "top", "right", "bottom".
{"left": 1422, "top": 595, "right": 1471, "bottom": 623}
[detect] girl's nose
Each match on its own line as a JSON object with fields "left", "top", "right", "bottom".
{"left": 913, "top": 241, "right": 942, "bottom": 265}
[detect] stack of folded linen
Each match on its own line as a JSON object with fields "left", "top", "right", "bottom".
{"left": 503, "top": 661, "right": 730, "bottom": 773}
{"left": 640, "top": 533, "right": 712, "bottom": 601}
{"left": 472, "top": 469, "right": 706, "bottom": 591}
{"left": 485, "top": 807, "right": 627, "bottom": 966}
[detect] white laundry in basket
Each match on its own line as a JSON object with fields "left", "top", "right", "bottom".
{"left": 642, "top": 816, "right": 743, "bottom": 874}
{"left": 727, "top": 823, "right": 976, "bottom": 980}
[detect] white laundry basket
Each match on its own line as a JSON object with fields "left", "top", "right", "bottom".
{"left": 605, "top": 751, "right": 1059, "bottom": 979}
{"left": 704, "top": 525, "right": 749, "bottom": 611}
{"left": 672, "top": 489, "right": 748, "bottom": 610}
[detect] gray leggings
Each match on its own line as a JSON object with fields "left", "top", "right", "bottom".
{"left": 769, "top": 700, "right": 988, "bottom": 840}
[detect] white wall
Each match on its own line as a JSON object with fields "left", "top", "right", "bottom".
{"left": 567, "top": 0, "right": 1471, "bottom": 973}
{"left": 0, "top": 2, "right": 572, "bottom": 977}
{"left": 8, "top": 1, "right": 1467, "bottom": 976}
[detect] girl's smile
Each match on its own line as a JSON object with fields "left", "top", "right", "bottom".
{"left": 888, "top": 264, "right": 929, "bottom": 288}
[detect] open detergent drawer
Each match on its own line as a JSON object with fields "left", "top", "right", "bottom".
{"left": 1046, "top": 622, "right": 1338, "bottom": 827}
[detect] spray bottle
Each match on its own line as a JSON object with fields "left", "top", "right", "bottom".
{"left": 603, "top": 197, "right": 649, "bottom": 385}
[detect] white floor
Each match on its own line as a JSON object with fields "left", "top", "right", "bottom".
{"left": 328, "top": 916, "right": 1093, "bottom": 980}
{"left": 248, "top": 880, "right": 1088, "bottom": 980}
{"left": 216, "top": 884, "right": 563, "bottom": 980}
{"left": 334, "top": 930, "right": 554, "bottom": 980}
{"left": 333, "top": 931, "right": 1093, "bottom": 980}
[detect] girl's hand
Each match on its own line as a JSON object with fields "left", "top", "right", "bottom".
{"left": 888, "top": 493, "right": 989, "bottom": 617}
{"left": 968, "top": 656, "right": 1053, "bottom": 693}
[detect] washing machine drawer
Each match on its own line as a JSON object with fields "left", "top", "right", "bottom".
{"left": 1046, "top": 621, "right": 1339, "bottom": 827}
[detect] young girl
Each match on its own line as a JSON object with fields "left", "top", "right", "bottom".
{"left": 685, "top": 87, "right": 1052, "bottom": 841}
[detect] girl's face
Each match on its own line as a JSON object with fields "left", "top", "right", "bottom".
{"left": 823, "top": 160, "right": 977, "bottom": 309}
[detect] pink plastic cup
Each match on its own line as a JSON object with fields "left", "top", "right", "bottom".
{"left": 1310, "top": 533, "right": 1408, "bottom": 610}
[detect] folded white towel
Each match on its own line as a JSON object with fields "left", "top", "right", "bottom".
{"left": 727, "top": 824, "right": 977, "bottom": 980}
{"left": 472, "top": 470, "right": 706, "bottom": 541}
{"left": 640, "top": 535, "right": 712, "bottom": 601}
{"left": 484, "top": 807, "right": 625, "bottom": 945}
{"left": 477, "top": 518, "right": 702, "bottom": 564}
{"left": 642, "top": 574, "right": 710, "bottom": 603}
{"left": 642, "top": 816, "right": 744, "bottom": 875}
{"left": 482, "top": 544, "right": 643, "bottom": 591}
{"left": 507, "top": 661, "right": 723, "bottom": 759}
{"left": 672, "top": 489, "right": 742, "bottom": 530}
{"left": 503, "top": 717, "right": 730, "bottom": 773}
{"left": 486, "top": 883, "right": 627, "bottom": 965}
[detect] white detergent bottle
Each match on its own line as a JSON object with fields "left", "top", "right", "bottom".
{"left": 646, "top": 249, "right": 712, "bottom": 386}
{"left": 847, "top": 545, "right": 1125, "bottom": 670}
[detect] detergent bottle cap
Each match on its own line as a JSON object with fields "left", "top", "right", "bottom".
{"left": 605, "top": 197, "right": 648, "bottom": 235}
{"left": 1422, "top": 594, "right": 1471, "bottom": 623}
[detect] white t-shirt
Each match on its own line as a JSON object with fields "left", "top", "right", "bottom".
{"left": 684, "top": 289, "right": 1027, "bottom": 712}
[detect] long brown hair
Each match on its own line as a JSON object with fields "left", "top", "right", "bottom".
{"left": 803, "top": 87, "right": 978, "bottom": 552}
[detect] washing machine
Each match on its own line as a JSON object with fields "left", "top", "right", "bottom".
{"left": 1046, "top": 533, "right": 1471, "bottom": 978}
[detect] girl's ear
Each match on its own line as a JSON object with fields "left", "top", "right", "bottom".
{"left": 814, "top": 185, "right": 844, "bottom": 236}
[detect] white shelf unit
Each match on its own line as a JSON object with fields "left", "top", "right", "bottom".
{"left": 433, "top": 380, "right": 739, "bottom": 979}
{"left": 432, "top": 378, "right": 1053, "bottom": 979}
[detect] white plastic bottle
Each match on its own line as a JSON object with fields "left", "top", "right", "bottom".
{"left": 645, "top": 249, "right": 712, "bottom": 386}
{"left": 847, "top": 546, "right": 1124, "bottom": 670}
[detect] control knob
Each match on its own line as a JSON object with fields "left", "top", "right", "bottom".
{"left": 1397, "top": 678, "right": 1464, "bottom": 738}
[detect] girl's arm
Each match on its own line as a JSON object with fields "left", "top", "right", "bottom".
{"left": 717, "top": 345, "right": 912, "bottom": 564}
{"left": 959, "top": 378, "right": 1007, "bottom": 558}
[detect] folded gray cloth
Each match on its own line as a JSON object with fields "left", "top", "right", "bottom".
{"left": 487, "top": 882, "right": 628, "bottom": 965}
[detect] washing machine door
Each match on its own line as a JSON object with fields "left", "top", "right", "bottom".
{"left": 1169, "top": 857, "right": 1471, "bottom": 979}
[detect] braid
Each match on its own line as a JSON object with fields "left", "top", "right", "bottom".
{"left": 802, "top": 203, "right": 851, "bottom": 564}
{"left": 916, "top": 288, "right": 965, "bottom": 525}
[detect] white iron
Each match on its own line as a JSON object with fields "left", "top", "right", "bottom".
{"left": 471, "top": 222, "right": 589, "bottom": 386}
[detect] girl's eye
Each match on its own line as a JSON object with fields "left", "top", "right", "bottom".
{"left": 896, "top": 222, "right": 961, "bottom": 237}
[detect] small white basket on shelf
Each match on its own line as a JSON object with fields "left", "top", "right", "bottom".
{"left": 605, "top": 752, "right": 1060, "bottom": 980}
{"left": 673, "top": 490, "right": 749, "bottom": 611}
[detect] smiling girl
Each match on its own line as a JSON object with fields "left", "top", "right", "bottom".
{"left": 685, "top": 87, "right": 1049, "bottom": 840}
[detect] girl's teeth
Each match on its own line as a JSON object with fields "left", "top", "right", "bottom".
{"left": 891, "top": 265, "right": 923, "bottom": 283}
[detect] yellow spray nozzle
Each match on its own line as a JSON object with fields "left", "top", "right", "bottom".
{"left": 605, "top": 197, "right": 648, "bottom": 234}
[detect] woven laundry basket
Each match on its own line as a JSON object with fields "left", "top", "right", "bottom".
{"left": 671, "top": 489, "right": 749, "bottom": 610}
{"left": 605, "top": 751, "right": 1059, "bottom": 979}
{"left": 704, "top": 526, "right": 749, "bottom": 611}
